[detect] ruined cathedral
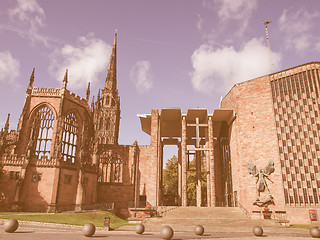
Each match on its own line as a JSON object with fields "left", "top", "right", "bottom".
{"left": 1, "top": 32, "right": 320, "bottom": 224}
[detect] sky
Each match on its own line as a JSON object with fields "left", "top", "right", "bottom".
{"left": 0, "top": 0, "right": 320, "bottom": 161}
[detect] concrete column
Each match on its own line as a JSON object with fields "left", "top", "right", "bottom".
{"left": 206, "top": 141, "right": 211, "bottom": 206}
{"left": 208, "top": 116, "right": 216, "bottom": 206}
{"left": 181, "top": 116, "right": 187, "bottom": 206}
{"left": 196, "top": 151, "right": 202, "bottom": 207}
{"left": 159, "top": 142, "right": 164, "bottom": 206}
{"left": 178, "top": 144, "right": 182, "bottom": 206}
{"left": 150, "top": 109, "right": 160, "bottom": 207}
{"left": 195, "top": 118, "right": 202, "bottom": 207}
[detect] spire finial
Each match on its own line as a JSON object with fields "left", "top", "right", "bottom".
{"left": 63, "top": 69, "right": 68, "bottom": 89}
{"left": 4, "top": 113, "right": 10, "bottom": 133}
{"left": 91, "top": 95, "right": 95, "bottom": 111}
{"left": 97, "top": 89, "right": 100, "bottom": 100}
{"left": 114, "top": 29, "right": 117, "bottom": 44}
{"left": 86, "top": 82, "right": 91, "bottom": 101}
{"left": 29, "top": 68, "right": 35, "bottom": 88}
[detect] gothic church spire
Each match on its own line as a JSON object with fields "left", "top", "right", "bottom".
{"left": 104, "top": 30, "right": 117, "bottom": 91}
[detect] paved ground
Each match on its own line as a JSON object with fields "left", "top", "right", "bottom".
{"left": 0, "top": 208, "right": 316, "bottom": 239}
{"left": 0, "top": 221, "right": 315, "bottom": 240}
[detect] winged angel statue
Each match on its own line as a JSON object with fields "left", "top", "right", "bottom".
{"left": 248, "top": 160, "right": 275, "bottom": 206}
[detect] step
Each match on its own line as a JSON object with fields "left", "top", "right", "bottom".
{"left": 117, "top": 207, "right": 279, "bottom": 232}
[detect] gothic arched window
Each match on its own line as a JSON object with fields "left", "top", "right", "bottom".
{"left": 113, "top": 154, "right": 123, "bottom": 183}
{"left": 34, "top": 106, "right": 55, "bottom": 159}
{"left": 61, "top": 112, "right": 78, "bottom": 163}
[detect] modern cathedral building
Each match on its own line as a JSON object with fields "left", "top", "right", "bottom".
{"left": 0, "top": 32, "right": 319, "bottom": 224}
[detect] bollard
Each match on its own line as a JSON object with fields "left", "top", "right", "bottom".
{"left": 82, "top": 223, "right": 96, "bottom": 237}
{"left": 310, "top": 227, "right": 320, "bottom": 238}
{"left": 160, "top": 226, "right": 174, "bottom": 240}
{"left": 4, "top": 219, "right": 19, "bottom": 233}
{"left": 194, "top": 225, "right": 204, "bottom": 236}
{"left": 135, "top": 223, "right": 145, "bottom": 234}
{"left": 252, "top": 226, "right": 263, "bottom": 237}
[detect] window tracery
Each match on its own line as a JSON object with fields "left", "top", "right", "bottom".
{"left": 34, "top": 106, "right": 55, "bottom": 159}
{"left": 98, "top": 150, "right": 123, "bottom": 183}
{"left": 61, "top": 112, "right": 78, "bottom": 163}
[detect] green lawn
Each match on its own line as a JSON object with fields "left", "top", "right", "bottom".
{"left": 287, "top": 224, "right": 312, "bottom": 229}
{"left": 0, "top": 211, "right": 129, "bottom": 229}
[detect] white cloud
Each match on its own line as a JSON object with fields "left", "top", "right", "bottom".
{"left": 211, "top": 0, "right": 257, "bottom": 36}
{"left": 0, "top": 51, "right": 20, "bottom": 86}
{"left": 214, "top": 0, "right": 257, "bottom": 21}
{"left": 278, "top": 8, "right": 320, "bottom": 53}
{"left": 49, "top": 33, "right": 111, "bottom": 90}
{"left": 8, "top": 0, "right": 47, "bottom": 45}
{"left": 197, "top": 14, "right": 203, "bottom": 31}
{"left": 190, "top": 38, "right": 282, "bottom": 94}
{"left": 130, "top": 61, "right": 153, "bottom": 93}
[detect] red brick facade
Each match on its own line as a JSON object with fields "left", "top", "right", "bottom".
{"left": 221, "top": 62, "right": 320, "bottom": 224}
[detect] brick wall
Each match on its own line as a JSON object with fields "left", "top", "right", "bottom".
{"left": 221, "top": 75, "right": 286, "bottom": 215}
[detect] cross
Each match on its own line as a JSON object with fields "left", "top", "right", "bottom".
{"left": 187, "top": 117, "right": 208, "bottom": 149}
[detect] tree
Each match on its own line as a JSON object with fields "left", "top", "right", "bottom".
{"left": 186, "top": 157, "right": 207, "bottom": 206}
{"left": 162, "top": 155, "right": 207, "bottom": 206}
{"left": 163, "top": 155, "right": 178, "bottom": 206}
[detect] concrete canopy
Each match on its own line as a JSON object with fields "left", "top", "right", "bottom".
{"left": 138, "top": 108, "right": 235, "bottom": 138}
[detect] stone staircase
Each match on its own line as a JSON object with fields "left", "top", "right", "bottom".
{"left": 118, "top": 207, "right": 279, "bottom": 232}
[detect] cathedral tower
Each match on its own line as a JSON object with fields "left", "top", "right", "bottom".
{"left": 94, "top": 31, "right": 120, "bottom": 145}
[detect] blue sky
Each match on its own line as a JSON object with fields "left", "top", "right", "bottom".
{"left": 0, "top": 0, "right": 320, "bottom": 160}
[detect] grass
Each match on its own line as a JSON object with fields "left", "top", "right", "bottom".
{"left": 0, "top": 211, "right": 129, "bottom": 229}
{"left": 287, "top": 224, "right": 312, "bottom": 229}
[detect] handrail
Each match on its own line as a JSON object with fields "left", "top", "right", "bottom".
{"left": 237, "top": 202, "right": 251, "bottom": 218}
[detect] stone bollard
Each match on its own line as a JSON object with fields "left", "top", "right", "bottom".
{"left": 160, "top": 226, "right": 174, "bottom": 240}
{"left": 310, "top": 227, "right": 320, "bottom": 238}
{"left": 252, "top": 226, "right": 263, "bottom": 237}
{"left": 135, "top": 223, "right": 145, "bottom": 234}
{"left": 82, "top": 223, "right": 96, "bottom": 237}
{"left": 194, "top": 225, "right": 204, "bottom": 235}
{"left": 4, "top": 219, "right": 19, "bottom": 233}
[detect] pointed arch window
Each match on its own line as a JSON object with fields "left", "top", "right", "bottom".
{"left": 61, "top": 113, "right": 78, "bottom": 163}
{"left": 113, "top": 153, "right": 123, "bottom": 183}
{"left": 34, "top": 106, "right": 55, "bottom": 159}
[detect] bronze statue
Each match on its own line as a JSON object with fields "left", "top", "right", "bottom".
{"left": 248, "top": 160, "right": 275, "bottom": 206}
